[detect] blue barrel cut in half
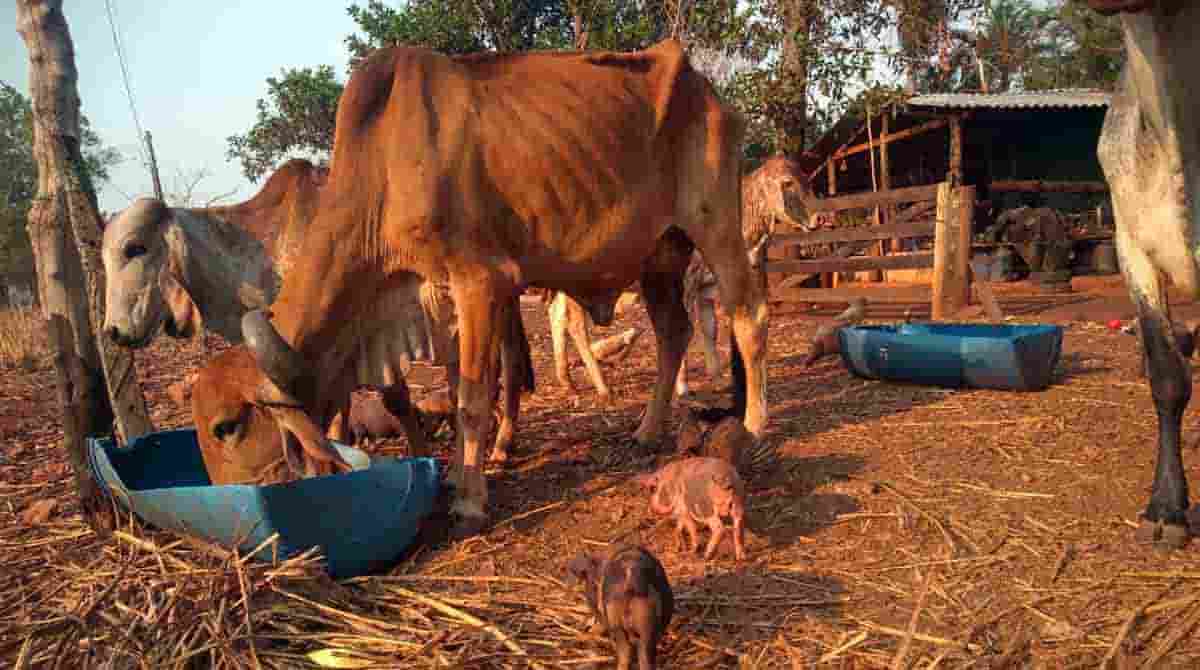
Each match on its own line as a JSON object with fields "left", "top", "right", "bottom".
{"left": 838, "top": 323, "right": 1064, "bottom": 391}
{"left": 87, "top": 428, "right": 441, "bottom": 579}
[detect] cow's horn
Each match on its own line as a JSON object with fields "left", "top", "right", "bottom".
{"left": 241, "top": 309, "right": 307, "bottom": 392}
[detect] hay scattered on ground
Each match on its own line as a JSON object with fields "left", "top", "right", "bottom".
{"left": 4, "top": 287, "right": 1200, "bottom": 668}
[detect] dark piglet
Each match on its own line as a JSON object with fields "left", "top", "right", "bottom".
{"left": 346, "top": 391, "right": 421, "bottom": 446}
{"left": 567, "top": 544, "right": 674, "bottom": 670}
{"left": 700, "top": 416, "right": 753, "bottom": 471}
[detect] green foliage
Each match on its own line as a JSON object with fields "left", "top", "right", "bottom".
{"left": 344, "top": 0, "right": 488, "bottom": 63}
{"left": 1023, "top": 0, "right": 1123, "bottom": 90}
{"left": 915, "top": 0, "right": 1124, "bottom": 93}
{"left": 225, "top": 66, "right": 344, "bottom": 183}
{"left": 0, "top": 82, "right": 121, "bottom": 279}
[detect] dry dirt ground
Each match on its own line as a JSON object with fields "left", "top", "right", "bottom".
{"left": 4, "top": 275, "right": 1200, "bottom": 668}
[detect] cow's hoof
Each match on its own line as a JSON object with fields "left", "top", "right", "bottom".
{"left": 1135, "top": 519, "right": 1191, "bottom": 549}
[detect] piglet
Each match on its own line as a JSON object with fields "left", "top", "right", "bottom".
{"left": 636, "top": 457, "right": 747, "bottom": 561}
{"left": 567, "top": 544, "right": 674, "bottom": 670}
{"left": 804, "top": 297, "right": 867, "bottom": 367}
{"left": 348, "top": 392, "right": 409, "bottom": 444}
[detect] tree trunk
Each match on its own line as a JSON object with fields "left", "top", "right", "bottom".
{"left": 778, "top": 0, "right": 813, "bottom": 157}
{"left": 17, "top": 0, "right": 155, "bottom": 536}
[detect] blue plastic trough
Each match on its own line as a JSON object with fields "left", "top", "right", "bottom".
{"left": 837, "top": 323, "right": 1064, "bottom": 391}
{"left": 86, "top": 428, "right": 440, "bottom": 579}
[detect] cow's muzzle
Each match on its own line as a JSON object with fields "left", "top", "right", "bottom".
{"left": 242, "top": 309, "right": 308, "bottom": 394}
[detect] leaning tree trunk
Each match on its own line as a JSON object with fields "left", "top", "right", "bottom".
{"left": 17, "top": 0, "right": 155, "bottom": 535}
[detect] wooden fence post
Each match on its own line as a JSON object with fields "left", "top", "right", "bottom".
{"left": 932, "top": 183, "right": 975, "bottom": 319}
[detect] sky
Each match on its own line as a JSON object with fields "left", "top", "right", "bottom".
{"left": 3, "top": 1, "right": 361, "bottom": 214}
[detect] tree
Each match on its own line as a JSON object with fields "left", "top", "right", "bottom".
{"left": 231, "top": 0, "right": 748, "bottom": 182}
{"left": 1023, "top": 0, "right": 1123, "bottom": 90}
{"left": 17, "top": 0, "right": 154, "bottom": 536}
{"left": 1, "top": 81, "right": 121, "bottom": 282}
{"left": 225, "top": 66, "right": 343, "bottom": 182}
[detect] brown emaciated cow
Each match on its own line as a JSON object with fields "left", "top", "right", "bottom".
{"left": 234, "top": 39, "right": 769, "bottom": 539}
{"left": 100, "top": 159, "right": 533, "bottom": 464}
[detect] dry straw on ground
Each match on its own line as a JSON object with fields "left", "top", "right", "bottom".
{"left": 0, "top": 306, "right": 47, "bottom": 369}
{"left": 4, "top": 284, "right": 1200, "bottom": 668}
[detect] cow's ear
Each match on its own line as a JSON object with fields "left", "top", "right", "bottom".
{"left": 160, "top": 253, "right": 202, "bottom": 338}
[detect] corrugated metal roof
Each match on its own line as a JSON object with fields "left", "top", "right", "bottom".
{"left": 906, "top": 89, "right": 1110, "bottom": 110}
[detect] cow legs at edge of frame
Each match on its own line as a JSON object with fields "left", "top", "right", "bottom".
{"left": 447, "top": 271, "right": 512, "bottom": 539}
{"left": 1134, "top": 297, "right": 1193, "bottom": 549}
{"left": 634, "top": 255, "right": 693, "bottom": 449}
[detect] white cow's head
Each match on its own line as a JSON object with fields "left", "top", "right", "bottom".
{"left": 101, "top": 198, "right": 199, "bottom": 348}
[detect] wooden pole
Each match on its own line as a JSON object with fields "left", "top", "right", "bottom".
{"left": 882, "top": 111, "right": 900, "bottom": 255}
{"left": 824, "top": 158, "right": 838, "bottom": 289}
{"left": 949, "top": 115, "right": 963, "bottom": 187}
{"left": 866, "top": 109, "right": 883, "bottom": 283}
{"left": 932, "top": 183, "right": 975, "bottom": 319}
{"left": 18, "top": 0, "right": 155, "bottom": 535}
{"left": 144, "top": 130, "right": 164, "bottom": 201}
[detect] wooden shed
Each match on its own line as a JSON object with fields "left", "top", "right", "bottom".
{"left": 770, "top": 89, "right": 1115, "bottom": 304}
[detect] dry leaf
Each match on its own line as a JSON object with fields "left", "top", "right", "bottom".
{"left": 306, "top": 649, "right": 375, "bottom": 668}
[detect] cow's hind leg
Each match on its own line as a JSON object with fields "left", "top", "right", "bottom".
{"left": 490, "top": 299, "right": 530, "bottom": 464}
{"left": 1124, "top": 245, "right": 1192, "bottom": 548}
{"left": 697, "top": 293, "right": 721, "bottom": 378}
{"left": 567, "top": 295, "right": 612, "bottom": 405}
{"left": 634, "top": 230, "right": 694, "bottom": 448}
{"left": 550, "top": 292, "right": 577, "bottom": 391}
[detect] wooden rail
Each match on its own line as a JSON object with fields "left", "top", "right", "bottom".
{"left": 767, "top": 180, "right": 976, "bottom": 320}
{"left": 773, "top": 221, "right": 934, "bottom": 247}
{"left": 807, "top": 183, "right": 941, "bottom": 214}
{"left": 767, "top": 253, "right": 933, "bottom": 275}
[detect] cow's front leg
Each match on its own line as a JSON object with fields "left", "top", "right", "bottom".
{"left": 691, "top": 236, "right": 769, "bottom": 439}
{"left": 635, "top": 233, "right": 694, "bottom": 447}
{"left": 448, "top": 269, "right": 512, "bottom": 539}
{"left": 1127, "top": 260, "right": 1192, "bottom": 548}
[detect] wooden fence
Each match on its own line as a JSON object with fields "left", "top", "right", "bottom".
{"left": 766, "top": 181, "right": 976, "bottom": 320}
